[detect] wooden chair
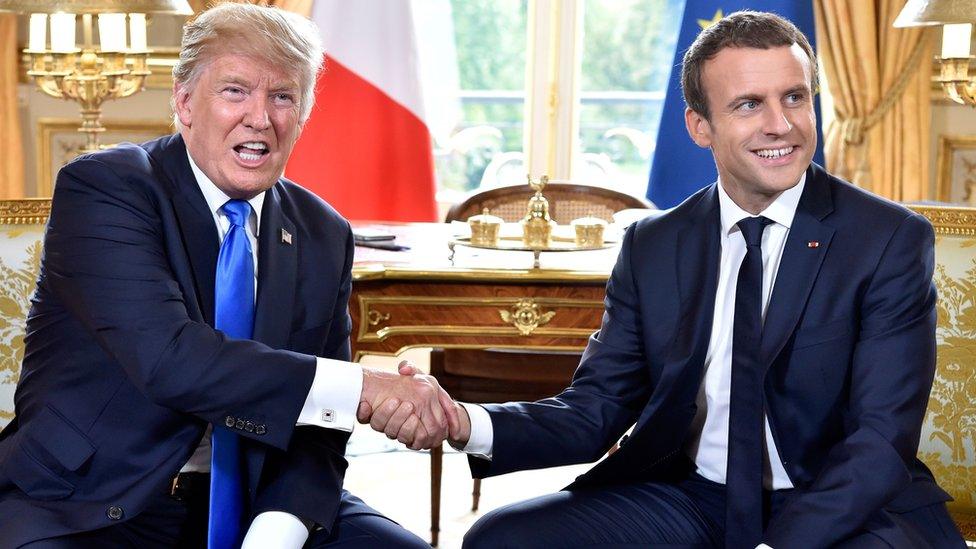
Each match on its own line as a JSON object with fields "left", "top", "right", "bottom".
{"left": 445, "top": 182, "right": 653, "bottom": 224}
{"left": 428, "top": 347, "right": 580, "bottom": 547}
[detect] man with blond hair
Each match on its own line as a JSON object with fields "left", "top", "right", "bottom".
{"left": 0, "top": 4, "right": 444, "bottom": 548}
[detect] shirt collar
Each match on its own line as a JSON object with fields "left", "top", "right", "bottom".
{"left": 185, "top": 149, "right": 265, "bottom": 232}
{"left": 717, "top": 171, "right": 806, "bottom": 236}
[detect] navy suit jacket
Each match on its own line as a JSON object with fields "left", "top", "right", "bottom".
{"left": 0, "top": 134, "right": 355, "bottom": 546}
{"left": 471, "top": 164, "right": 952, "bottom": 548}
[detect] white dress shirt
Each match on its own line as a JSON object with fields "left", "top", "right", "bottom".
{"left": 183, "top": 152, "right": 363, "bottom": 548}
{"left": 462, "top": 175, "right": 808, "bottom": 490}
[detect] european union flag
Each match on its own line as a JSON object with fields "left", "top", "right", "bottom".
{"left": 647, "top": 1, "right": 825, "bottom": 209}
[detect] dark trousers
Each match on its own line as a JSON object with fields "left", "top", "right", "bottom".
{"left": 462, "top": 473, "right": 965, "bottom": 549}
{"left": 23, "top": 474, "right": 427, "bottom": 549}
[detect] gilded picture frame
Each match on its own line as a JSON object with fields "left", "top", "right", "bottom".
{"left": 936, "top": 135, "right": 976, "bottom": 204}
{"left": 35, "top": 118, "right": 173, "bottom": 197}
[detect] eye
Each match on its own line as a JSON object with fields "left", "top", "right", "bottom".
{"left": 786, "top": 92, "right": 805, "bottom": 105}
{"left": 222, "top": 86, "right": 246, "bottom": 100}
{"left": 273, "top": 92, "right": 296, "bottom": 106}
{"left": 737, "top": 100, "right": 759, "bottom": 111}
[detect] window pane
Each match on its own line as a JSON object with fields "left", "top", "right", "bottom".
{"left": 579, "top": 0, "right": 684, "bottom": 197}
{"left": 430, "top": 0, "right": 528, "bottom": 197}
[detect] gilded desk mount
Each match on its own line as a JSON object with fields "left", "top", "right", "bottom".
{"left": 449, "top": 175, "right": 612, "bottom": 268}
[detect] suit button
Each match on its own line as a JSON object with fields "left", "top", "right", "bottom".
{"left": 255, "top": 424, "right": 266, "bottom": 435}
{"left": 235, "top": 419, "right": 245, "bottom": 430}
{"left": 107, "top": 506, "right": 124, "bottom": 520}
{"left": 224, "top": 416, "right": 235, "bottom": 428}
{"left": 244, "top": 421, "right": 255, "bottom": 433}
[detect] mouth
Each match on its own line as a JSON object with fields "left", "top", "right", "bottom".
{"left": 752, "top": 145, "right": 796, "bottom": 164}
{"left": 233, "top": 141, "right": 270, "bottom": 165}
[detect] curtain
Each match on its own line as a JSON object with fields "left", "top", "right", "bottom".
{"left": 815, "top": 0, "right": 934, "bottom": 201}
{"left": 0, "top": 14, "right": 24, "bottom": 199}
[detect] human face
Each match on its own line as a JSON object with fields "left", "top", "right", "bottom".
{"left": 685, "top": 45, "right": 816, "bottom": 214}
{"left": 174, "top": 53, "right": 303, "bottom": 199}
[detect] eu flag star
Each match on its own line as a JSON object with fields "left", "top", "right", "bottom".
{"left": 698, "top": 9, "right": 724, "bottom": 30}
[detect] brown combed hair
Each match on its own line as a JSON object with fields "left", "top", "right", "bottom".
{"left": 680, "top": 10, "right": 818, "bottom": 120}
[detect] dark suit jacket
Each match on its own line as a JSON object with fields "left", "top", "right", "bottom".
{"left": 471, "top": 164, "right": 952, "bottom": 548}
{"left": 0, "top": 134, "right": 355, "bottom": 546}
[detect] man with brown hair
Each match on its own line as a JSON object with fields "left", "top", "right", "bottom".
{"left": 378, "top": 10, "right": 964, "bottom": 548}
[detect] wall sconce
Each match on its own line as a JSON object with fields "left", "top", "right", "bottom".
{"left": 894, "top": 0, "right": 976, "bottom": 107}
{"left": 0, "top": 1, "right": 193, "bottom": 153}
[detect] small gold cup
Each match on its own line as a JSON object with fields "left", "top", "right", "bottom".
{"left": 571, "top": 215, "right": 607, "bottom": 247}
{"left": 468, "top": 208, "right": 502, "bottom": 246}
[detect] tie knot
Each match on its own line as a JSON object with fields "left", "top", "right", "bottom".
{"left": 736, "top": 216, "right": 772, "bottom": 247}
{"left": 221, "top": 200, "right": 252, "bottom": 228}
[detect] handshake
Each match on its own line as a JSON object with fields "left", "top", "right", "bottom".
{"left": 357, "top": 361, "right": 470, "bottom": 450}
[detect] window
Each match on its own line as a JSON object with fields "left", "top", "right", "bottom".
{"left": 424, "top": 0, "right": 683, "bottom": 203}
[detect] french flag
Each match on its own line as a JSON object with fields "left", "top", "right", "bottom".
{"left": 287, "top": 1, "right": 439, "bottom": 222}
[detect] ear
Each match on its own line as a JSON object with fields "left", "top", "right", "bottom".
{"left": 173, "top": 83, "right": 193, "bottom": 127}
{"left": 684, "top": 107, "right": 712, "bottom": 149}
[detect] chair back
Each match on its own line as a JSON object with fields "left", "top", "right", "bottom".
{"left": 445, "top": 183, "right": 652, "bottom": 224}
{"left": 911, "top": 205, "right": 976, "bottom": 539}
{"left": 0, "top": 200, "right": 51, "bottom": 429}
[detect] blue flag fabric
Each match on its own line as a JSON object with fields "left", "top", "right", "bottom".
{"left": 647, "top": 1, "right": 825, "bottom": 209}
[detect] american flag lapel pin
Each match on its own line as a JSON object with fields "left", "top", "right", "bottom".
{"left": 281, "top": 228, "right": 292, "bottom": 245}
{"left": 807, "top": 241, "right": 819, "bottom": 248}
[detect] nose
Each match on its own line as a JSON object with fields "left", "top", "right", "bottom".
{"left": 243, "top": 95, "right": 271, "bottom": 131}
{"left": 762, "top": 105, "right": 792, "bottom": 136}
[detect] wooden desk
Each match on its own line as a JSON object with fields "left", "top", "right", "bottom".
{"left": 350, "top": 223, "right": 617, "bottom": 361}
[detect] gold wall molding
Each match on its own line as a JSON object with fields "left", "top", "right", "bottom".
{"left": 933, "top": 135, "right": 976, "bottom": 203}
{"left": 36, "top": 117, "right": 173, "bottom": 196}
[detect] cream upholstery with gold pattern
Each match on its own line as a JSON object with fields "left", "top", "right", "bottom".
{"left": 0, "top": 200, "right": 50, "bottom": 429}
{"left": 912, "top": 205, "right": 976, "bottom": 540}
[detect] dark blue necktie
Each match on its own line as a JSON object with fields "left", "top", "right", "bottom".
{"left": 209, "top": 199, "right": 254, "bottom": 549}
{"left": 725, "top": 216, "right": 772, "bottom": 549}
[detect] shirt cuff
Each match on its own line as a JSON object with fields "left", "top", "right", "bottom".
{"left": 296, "top": 358, "right": 363, "bottom": 432}
{"left": 242, "top": 511, "right": 309, "bottom": 549}
{"left": 459, "top": 402, "right": 493, "bottom": 459}
{"left": 757, "top": 544, "right": 773, "bottom": 548}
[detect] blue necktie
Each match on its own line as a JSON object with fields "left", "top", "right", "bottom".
{"left": 209, "top": 199, "right": 254, "bottom": 549}
{"left": 725, "top": 216, "right": 772, "bottom": 549}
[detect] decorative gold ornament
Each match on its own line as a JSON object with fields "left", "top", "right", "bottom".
{"left": 366, "top": 309, "right": 390, "bottom": 326}
{"left": 522, "top": 174, "right": 557, "bottom": 247}
{"left": 499, "top": 298, "right": 556, "bottom": 336}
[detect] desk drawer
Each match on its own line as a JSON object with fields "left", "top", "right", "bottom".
{"left": 350, "top": 281, "right": 606, "bottom": 358}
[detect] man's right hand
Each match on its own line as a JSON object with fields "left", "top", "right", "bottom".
{"left": 362, "top": 362, "right": 471, "bottom": 450}
{"left": 358, "top": 362, "right": 459, "bottom": 450}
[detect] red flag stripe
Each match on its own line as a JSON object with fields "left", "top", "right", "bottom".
{"left": 287, "top": 56, "right": 437, "bottom": 222}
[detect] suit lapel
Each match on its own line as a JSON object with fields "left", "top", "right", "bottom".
{"left": 160, "top": 136, "right": 220, "bottom": 325}
{"left": 252, "top": 184, "right": 297, "bottom": 349}
{"left": 671, "top": 185, "right": 722, "bottom": 403}
{"left": 761, "top": 165, "right": 835, "bottom": 368}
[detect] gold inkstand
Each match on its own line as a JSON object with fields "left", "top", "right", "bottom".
{"left": 448, "top": 174, "right": 614, "bottom": 268}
